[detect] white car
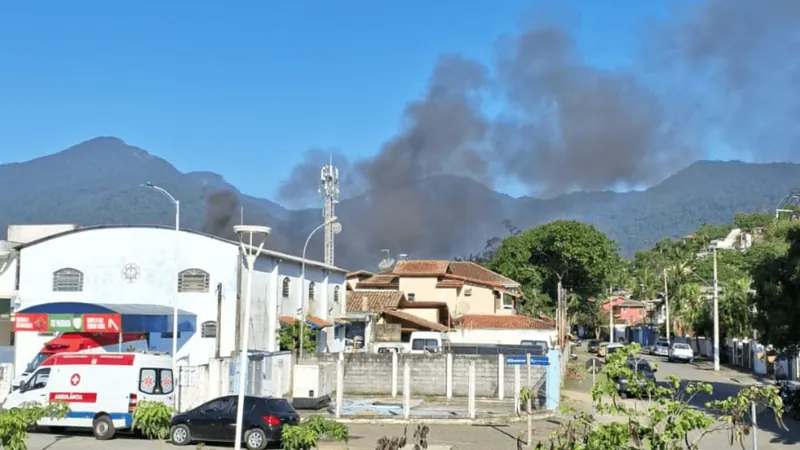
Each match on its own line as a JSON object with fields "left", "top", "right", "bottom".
{"left": 651, "top": 340, "right": 670, "bottom": 357}
{"left": 668, "top": 342, "right": 694, "bottom": 363}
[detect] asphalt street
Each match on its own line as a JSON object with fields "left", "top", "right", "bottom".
{"left": 564, "top": 343, "right": 800, "bottom": 449}
{"left": 22, "top": 346, "right": 800, "bottom": 449}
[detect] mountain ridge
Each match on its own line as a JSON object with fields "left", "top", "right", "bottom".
{"left": 2, "top": 137, "right": 798, "bottom": 269}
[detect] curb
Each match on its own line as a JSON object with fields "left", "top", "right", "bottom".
{"left": 334, "top": 410, "right": 555, "bottom": 425}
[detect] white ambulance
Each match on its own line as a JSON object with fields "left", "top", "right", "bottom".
{"left": 2, "top": 352, "right": 174, "bottom": 440}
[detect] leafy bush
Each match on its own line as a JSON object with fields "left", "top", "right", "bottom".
{"left": 528, "top": 343, "right": 785, "bottom": 449}
{"left": 281, "top": 416, "right": 349, "bottom": 450}
{"left": 376, "top": 424, "right": 429, "bottom": 450}
{"left": 0, "top": 401, "right": 70, "bottom": 450}
{"left": 132, "top": 400, "right": 174, "bottom": 440}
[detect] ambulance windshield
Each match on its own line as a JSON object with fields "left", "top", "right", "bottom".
{"left": 25, "top": 352, "right": 50, "bottom": 373}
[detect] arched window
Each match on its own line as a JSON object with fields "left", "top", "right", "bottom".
{"left": 333, "top": 286, "right": 340, "bottom": 303}
{"left": 282, "top": 277, "right": 291, "bottom": 298}
{"left": 178, "top": 269, "right": 210, "bottom": 293}
{"left": 201, "top": 321, "right": 217, "bottom": 338}
{"left": 308, "top": 282, "right": 316, "bottom": 302}
{"left": 52, "top": 268, "right": 84, "bottom": 292}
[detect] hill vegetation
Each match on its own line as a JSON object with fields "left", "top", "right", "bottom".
{"left": 2, "top": 137, "right": 799, "bottom": 269}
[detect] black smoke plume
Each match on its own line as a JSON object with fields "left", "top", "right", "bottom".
{"left": 277, "top": 1, "right": 800, "bottom": 263}
{"left": 201, "top": 190, "right": 240, "bottom": 240}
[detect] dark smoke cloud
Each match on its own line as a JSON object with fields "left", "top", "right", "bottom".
{"left": 654, "top": 0, "right": 800, "bottom": 161}
{"left": 276, "top": 1, "right": 800, "bottom": 263}
{"left": 277, "top": 149, "right": 359, "bottom": 207}
{"left": 201, "top": 190, "right": 240, "bottom": 240}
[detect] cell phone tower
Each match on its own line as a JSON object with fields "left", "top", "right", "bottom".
{"left": 319, "top": 156, "right": 340, "bottom": 266}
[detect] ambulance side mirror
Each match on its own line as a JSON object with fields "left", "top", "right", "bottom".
{"left": 17, "top": 384, "right": 26, "bottom": 393}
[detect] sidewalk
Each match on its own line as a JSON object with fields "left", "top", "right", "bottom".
{"left": 690, "top": 358, "right": 773, "bottom": 385}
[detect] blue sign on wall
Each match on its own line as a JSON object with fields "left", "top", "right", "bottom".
{"left": 506, "top": 355, "right": 550, "bottom": 366}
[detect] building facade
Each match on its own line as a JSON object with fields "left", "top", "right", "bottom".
{"left": 11, "top": 225, "right": 347, "bottom": 376}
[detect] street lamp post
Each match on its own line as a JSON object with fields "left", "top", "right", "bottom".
{"left": 712, "top": 244, "right": 720, "bottom": 371}
{"left": 299, "top": 217, "right": 338, "bottom": 361}
{"left": 232, "top": 225, "right": 270, "bottom": 450}
{"left": 141, "top": 182, "right": 181, "bottom": 403}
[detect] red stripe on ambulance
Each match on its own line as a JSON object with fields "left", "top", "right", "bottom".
{"left": 49, "top": 392, "right": 98, "bottom": 403}
{"left": 41, "top": 353, "right": 136, "bottom": 366}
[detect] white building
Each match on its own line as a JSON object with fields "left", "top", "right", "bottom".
{"left": 10, "top": 225, "right": 347, "bottom": 377}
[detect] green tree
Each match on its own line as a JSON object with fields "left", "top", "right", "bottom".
{"left": 0, "top": 402, "right": 70, "bottom": 450}
{"left": 279, "top": 320, "right": 317, "bottom": 354}
{"left": 750, "top": 225, "right": 800, "bottom": 352}
{"left": 534, "top": 343, "right": 784, "bottom": 449}
{"left": 492, "top": 220, "right": 621, "bottom": 302}
{"left": 734, "top": 211, "right": 773, "bottom": 232}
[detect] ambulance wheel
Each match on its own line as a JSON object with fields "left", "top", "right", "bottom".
{"left": 244, "top": 428, "right": 268, "bottom": 450}
{"left": 170, "top": 424, "right": 192, "bottom": 446}
{"left": 92, "top": 414, "right": 115, "bottom": 440}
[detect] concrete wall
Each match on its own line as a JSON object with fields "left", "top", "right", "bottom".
{"left": 303, "top": 353, "right": 546, "bottom": 398}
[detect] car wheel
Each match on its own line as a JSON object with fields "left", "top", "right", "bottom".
{"left": 245, "top": 428, "right": 268, "bottom": 450}
{"left": 170, "top": 424, "right": 192, "bottom": 446}
{"left": 92, "top": 414, "right": 115, "bottom": 440}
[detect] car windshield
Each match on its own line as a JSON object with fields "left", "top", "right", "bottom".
{"left": 674, "top": 343, "right": 691, "bottom": 350}
{"left": 589, "top": 340, "right": 598, "bottom": 345}
{"left": 265, "top": 398, "right": 296, "bottom": 413}
{"left": 657, "top": 341, "right": 669, "bottom": 346}
{"left": 634, "top": 362, "right": 652, "bottom": 372}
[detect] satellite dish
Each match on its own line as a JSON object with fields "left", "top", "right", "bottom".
{"left": 456, "top": 301, "right": 471, "bottom": 315}
{"left": 332, "top": 222, "right": 343, "bottom": 234}
{"left": 377, "top": 249, "right": 395, "bottom": 271}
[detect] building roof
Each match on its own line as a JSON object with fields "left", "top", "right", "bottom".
{"left": 13, "top": 224, "right": 345, "bottom": 273}
{"left": 279, "top": 315, "right": 334, "bottom": 328}
{"left": 356, "top": 260, "right": 521, "bottom": 293}
{"left": 346, "top": 290, "right": 404, "bottom": 312}
{"left": 346, "top": 270, "right": 374, "bottom": 279}
{"left": 454, "top": 314, "right": 553, "bottom": 330}
{"left": 381, "top": 309, "right": 449, "bottom": 331}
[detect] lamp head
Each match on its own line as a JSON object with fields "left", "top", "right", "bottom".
{"left": 143, "top": 181, "right": 154, "bottom": 188}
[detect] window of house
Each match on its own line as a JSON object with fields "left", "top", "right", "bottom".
{"left": 407, "top": 293, "right": 415, "bottom": 301}
{"left": 308, "top": 282, "right": 315, "bottom": 301}
{"left": 178, "top": 269, "right": 210, "bottom": 293}
{"left": 52, "top": 268, "right": 84, "bottom": 292}
{"left": 333, "top": 286, "right": 340, "bottom": 303}
{"left": 282, "top": 277, "right": 291, "bottom": 298}
{"left": 502, "top": 294, "right": 514, "bottom": 310}
{"left": 201, "top": 321, "right": 217, "bottom": 338}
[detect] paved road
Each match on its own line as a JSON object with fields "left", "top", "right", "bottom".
{"left": 564, "top": 344, "right": 800, "bottom": 449}
{"left": 23, "top": 348, "right": 800, "bottom": 449}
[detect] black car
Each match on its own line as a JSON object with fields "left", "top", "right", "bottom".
{"left": 613, "top": 359, "right": 657, "bottom": 398}
{"left": 170, "top": 395, "right": 300, "bottom": 449}
{"left": 587, "top": 340, "right": 599, "bottom": 353}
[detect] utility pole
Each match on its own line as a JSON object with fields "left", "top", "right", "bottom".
{"left": 713, "top": 245, "right": 720, "bottom": 371}
{"left": 556, "top": 279, "right": 563, "bottom": 348}
{"left": 608, "top": 286, "right": 614, "bottom": 343}
{"left": 663, "top": 270, "right": 670, "bottom": 342}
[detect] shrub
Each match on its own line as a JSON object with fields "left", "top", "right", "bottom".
{"left": 132, "top": 400, "right": 174, "bottom": 440}
{"left": 0, "top": 401, "right": 70, "bottom": 450}
{"left": 281, "top": 416, "right": 349, "bottom": 450}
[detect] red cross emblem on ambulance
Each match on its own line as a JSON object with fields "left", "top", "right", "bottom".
{"left": 70, "top": 374, "right": 81, "bottom": 386}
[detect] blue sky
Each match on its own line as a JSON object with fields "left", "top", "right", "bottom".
{"left": 1, "top": 0, "right": 677, "bottom": 199}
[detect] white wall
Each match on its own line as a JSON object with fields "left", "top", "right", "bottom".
{"left": 446, "top": 328, "right": 557, "bottom": 347}
{"left": 0, "top": 256, "right": 17, "bottom": 298}
{"left": 15, "top": 227, "right": 348, "bottom": 375}
{"left": 15, "top": 228, "right": 239, "bottom": 374}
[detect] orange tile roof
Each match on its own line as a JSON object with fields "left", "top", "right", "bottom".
{"left": 381, "top": 309, "right": 449, "bottom": 331}
{"left": 279, "top": 315, "right": 334, "bottom": 328}
{"left": 392, "top": 260, "right": 450, "bottom": 275}
{"left": 436, "top": 279, "right": 464, "bottom": 289}
{"left": 356, "top": 274, "right": 399, "bottom": 287}
{"left": 455, "top": 314, "right": 553, "bottom": 330}
{"left": 448, "top": 261, "right": 518, "bottom": 286}
{"left": 346, "top": 270, "right": 374, "bottom": 278}
{"left": 346, "top": 290, "right": 404, "bottom": 312}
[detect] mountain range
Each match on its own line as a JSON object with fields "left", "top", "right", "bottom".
{"left": 2, "top": 137, "right": 799, "bottom": 269}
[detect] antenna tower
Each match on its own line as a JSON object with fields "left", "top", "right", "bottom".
{"left": 319, "top": 156, "right": 340, "bottom": 266}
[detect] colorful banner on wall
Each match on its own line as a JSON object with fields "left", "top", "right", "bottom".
{"left": 13, "top": 313, "right": 121, "bottom": 333}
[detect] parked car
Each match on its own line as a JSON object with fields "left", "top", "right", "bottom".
{"left": 587, "top": 340, "right": 599, "bottom": 353}
{"left": 650, "top": 339, "right": 670, "bottom": 357}
{"left": 170, "top": 395, "right": 300, "bottom": 449}
{"left": 668, "top": 342, "right": 694, "bottom": 363}
{"left": 612, "top": 358, "right": 657, "bottom": 398}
